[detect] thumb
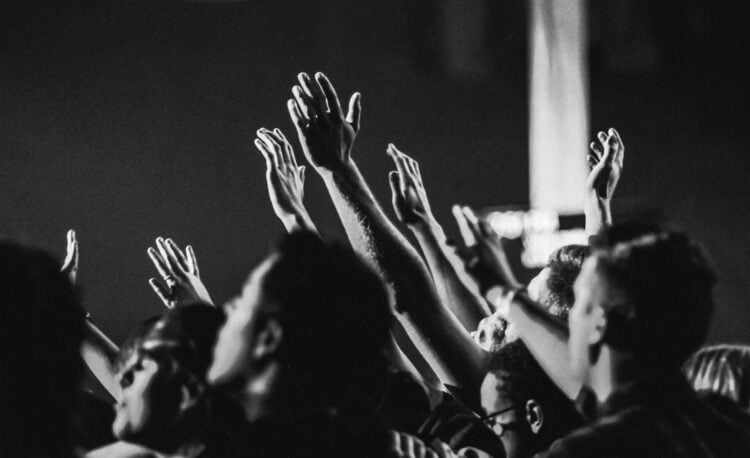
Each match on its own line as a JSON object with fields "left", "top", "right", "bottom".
{"left": 346, "top": 92, "right": 361, "bottom": 132}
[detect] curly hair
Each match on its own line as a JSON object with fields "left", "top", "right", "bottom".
{"left": 544, "top": 244, "right": 590, "bottom": 320}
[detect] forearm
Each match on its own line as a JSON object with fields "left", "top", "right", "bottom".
{"left": 81, "top": 320, "right": 120, "bottom": 399}
{"left": 318, "top": 160, "right": 487, "bottom": 389}
{"left": 495, "top": 290, "right": 581, "bottom": 399}
{"left": 584, "top": 197, "right": 612, "bottom": 237}
{"left": 280, "top": 211, "right": 319, "bottom": 235}
{"left": 410, "top": 221, "right": 490, "bottom": 331}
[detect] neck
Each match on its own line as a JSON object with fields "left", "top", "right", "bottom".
{"left": 586, "top": 345, "right": 646, "bottom": 404}
{"left": 241, "top": 363, "right": 287, "bottom": 422}
{"left": 143, "top": 402, "right": 208, "bottom": 457}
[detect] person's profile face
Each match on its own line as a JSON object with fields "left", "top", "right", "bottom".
{"left": 207, "top": 255, "right": 277, "bottom": 387}
{"left": 480, "top": 372, "right": 530, "bottom": 458}
{"left": 568, "top": 257, "right": 604, "bottom": 385}
{"left": 112, "top": 352, "right": 182, "bottom": 443}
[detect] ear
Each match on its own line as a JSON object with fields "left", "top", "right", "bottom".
{"left": 252, "top": 317, "right": 283, "bottom": 361}
{"left": 525, "top": 399, "right": 544, "bottom": 434}
{"left": 178, "top": 377, "right": 205, "bottom": 413}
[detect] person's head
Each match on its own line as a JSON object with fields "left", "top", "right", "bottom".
{"left": 480, "top": 341, "right": 582, "bottom": 458}
{"left": 113, "top": 303, "right": 225, "bottom": 451}
{"left": 209, "top": 231, "right": 391, "bottom": 412}
{"left": 684, "top": 344, "right": 750, "bottom": 412}
{"left": 473, "top": 244, "right": 589, "bottom": 352}
{"left": 0, "top": 241, "right": 85, "bottom": 456}
{"left": 568, "top": 225, "right": 715, "bottom": 388}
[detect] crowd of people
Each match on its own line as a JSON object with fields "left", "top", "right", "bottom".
{"left": 2, "top": 72, "right": 750, "bottom": 457}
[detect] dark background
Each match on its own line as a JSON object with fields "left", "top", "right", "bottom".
{"left": 1, "top": 1, "right": 749, "bottom": 350}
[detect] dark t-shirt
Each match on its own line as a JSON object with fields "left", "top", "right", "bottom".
{"left": 539, "top": 372, "right": 750, "bottom": 458}
{"left": 243, "top": 408, "right": 390, "bottom": 458}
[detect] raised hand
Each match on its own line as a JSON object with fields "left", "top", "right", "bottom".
{"left": 453, "top": 206, "right": 520, "bottom": 294}
{"left": 254, "top": 127, "right": 317, "bottom": 233}
{"left": 586, "top": 127, "right": 625, "bottom": 202}
{"left": 387, "top": 144, "right": 435, "bottom": 227}
{"left": 60, "top": 229, "right": 79, "bottom": 284}
{"left": 147, "top": 237, "right": 213, "bottom": 308}
{"left": 287, "top": 72, "right": 361, "bottom": 171}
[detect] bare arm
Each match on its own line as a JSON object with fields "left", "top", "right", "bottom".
{"left": 386, "top": 145, "right": 490, "bottom": 331}
{"left": 456, "top": 211, "right": 581, "bottom": 399}
{"left": 81, "top": 321, "right": 120, "bottom": 399}
{"left": 584, "top": 128, "right": 624, "bottom": 237}
{"left": 61, "top": 230, "right": 120, "bottom": 398}
{"left": 253, "top": 124, "right": 439, "bottom": 391}
{"left": 286, "top": 72, "right": 486, "bottom": 391}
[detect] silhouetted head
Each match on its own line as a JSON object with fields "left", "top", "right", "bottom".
{"left": 569, "top": 224, "right": 715, "bottom": 385}
{"left": 209, "top": 231, "right": 391, "bottom": 412}
{"left": 0, "top": 240, "right": 85, "bottom": 457}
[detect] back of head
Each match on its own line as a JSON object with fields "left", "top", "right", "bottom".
{"left": 261, "top": 231, "right": 391, "bottom": 410}
{"left": 0, "top": 240, "right": 85, "bottom": 457}
{"left": 545, "top": 244, "right": 590, "bottom": 320}
{"left": 488, "top": 341, "right": 583, "bottom": 447}
{"left": 684, "top": 344, "right": 750, "bottom": 412}
{"left": 593, "top": 226, "right": 715, "bottom": 369}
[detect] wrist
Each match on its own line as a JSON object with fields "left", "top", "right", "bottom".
{"left": 315, "top": 156, "right": 357, "bottom": 179}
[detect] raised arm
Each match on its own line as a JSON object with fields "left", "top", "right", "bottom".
{"left": 456, "top": 209, "right": 581, "bottom": 399}
{"left": 62, "top": 230, "right": 120, "bottom": 399}
{"left": 386, "top": 145, "right": 490, "bottom": 331}
{"left": 584, "top": 128, "right": 624, "bottom": 237}
{"left": 286, "top": 71, "right": 486, "bottom": 392}
{"left": 254, "top": 127, "right": 318, "bottom": 234}
{"left": 147, "top": 237, "right": 213, "bottom": 308}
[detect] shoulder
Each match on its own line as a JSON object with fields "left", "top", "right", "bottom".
{"left": 84, "top": 441, "right": 158, "bottom": 458}
{"left": 538, "top": 408, "right": 652, "bottom": 458}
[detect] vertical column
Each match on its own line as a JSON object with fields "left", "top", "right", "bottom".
{"left": 529, "top": 0, "right": 588, "bottom": 214}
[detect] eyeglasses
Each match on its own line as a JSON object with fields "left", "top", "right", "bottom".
{"left": 480, "top": 405, "right": 520, "bottom": 437}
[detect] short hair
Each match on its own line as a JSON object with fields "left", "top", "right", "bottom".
{"left": 593, "top": 227, "right": 715, "bottom": 368}
{"left": 259, "top": 231, "right": 391, "bottom": 410}
{"left": 487, "top": 341, "right": 583, "bottom": 446}
{"left": 118, "top": 303, "right": 224, "bottom": 383}
{"left": 544, "top": 244, "right": 590, "bottom": 320}
{"left": 684, "top": 344, "right": 750, "bottom": 412}
{"left": 117, "top": 304, "right": 249, "bottom": 455}
{"left": 0, "top": 240, "right": 86, "bottom": 456}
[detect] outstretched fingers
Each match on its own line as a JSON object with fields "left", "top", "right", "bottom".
{"left": 452, "top": 204, "right": 476, "bottom": 247}
{"left": 346, "top": 92, "right": 361, "bottom": 132}
{"left": 315, "top": 72, "right": 344, "bottom": 119}
{"left": 148, "top": 278, "right": 172, "bottom": 308}
{"left": 387, "top": 144, "right": 411, "bottom": 191}
{"left": 148, "top": 245, "right": 172, "bottom": 281}
{"left": 297, "top": 72, "right": 327, "bottom": 115}
{"left": 273, "top": 128, "right": 297, "bottom": 168}
{"left": 164, "top": 238, "right": 189, "bottom": 272}
{"left": 292, "top": 85, "right": 317, "bottom": 124}
{"left": 186, "top": 245, "right": 199, "bottom": 276}
{"left": 287, "top": 99, "right": 307, "bottom": 133}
